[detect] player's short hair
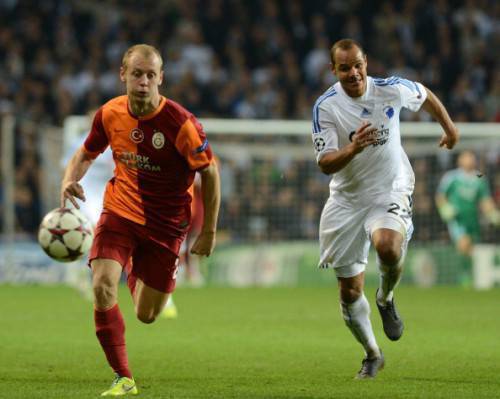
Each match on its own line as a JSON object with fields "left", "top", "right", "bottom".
{"left": 330, "top": 38, "right": 365, "bottom": 65}
{"left": 122, "top": 44, "right": 163, "bottom": 71}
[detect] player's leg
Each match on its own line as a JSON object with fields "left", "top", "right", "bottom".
{"left": 319, "top": 199, "right": 383, "bottom": 379}
{"left": 92, "top": 258, "right": 138, "bottom": 396}
{"left": 372, "top": 227, "right": 405, "bottom": 305}
{"left": 89, "top": 211, "right": 139, "bottom": 396}
{"left": 337, "top": 267, "right": 384, "bottom": 379}
{"left": 367, "top": 194, "right": 412, "bottom": 341}
{"left": 456, "top": 230, "right": 473, "bottom": 287}
{"left": 130, "top": 240, "right": 180, "bottom": 324}
{"left": 133, "top": 279, "right": 170, "bottom": 323}
{"left": 447, "top": 221, "right": 474, "bottom": 286}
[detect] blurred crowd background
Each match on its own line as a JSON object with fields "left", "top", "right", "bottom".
{"left": 0, "top": 0, "right": 498, "bottom": 243}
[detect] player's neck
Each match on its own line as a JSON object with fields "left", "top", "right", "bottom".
{"left": 129, "top": 95, "right": 161, "bottom": 117}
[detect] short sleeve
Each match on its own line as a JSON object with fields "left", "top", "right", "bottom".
{"left": 174, "top": 116, "right": 213, "bottom": 171}
{"left": 312, "top": 102, "right": 339, "bottom": 163}
{"left": 395, "top": 78, "right": 427, "bottom": 112}
{"left": 83, "top": 108, "right": 109, "bottom": 159}
{"left": 437, "top": 171, "right": 454, "bottom": 195}
{"left": 477, "top": 178, "right": 491, "bottom": 200}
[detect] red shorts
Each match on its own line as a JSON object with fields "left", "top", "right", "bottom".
{"left": 89, "top": 210, "right": 185, "bottom": 293}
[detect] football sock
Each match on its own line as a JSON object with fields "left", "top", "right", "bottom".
{"left": 458, "top": 253, "right": 473, "bottom": 286}
{"left": 95, "top": 304, "right": 132, "bottom": 379}
{"left": 377, "top": 254, "right": 404, "bottom": 306}
{"left": 341, "top": 294, "right": 380, "bottom": 359}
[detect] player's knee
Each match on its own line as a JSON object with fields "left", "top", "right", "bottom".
{"left": 93, "top": 279, "right": 118, "bottom": 307}
{"left": 457, "top": 237, "right": 472, "bottom": 255}
{"left": 375, "top": 241, "right": 401, "bottom": 266}
{"left": 340, "top": 286, "right": 362, "bottom": 303}
{"left": 136, "top": 310, "right": 157, "bottom": 324}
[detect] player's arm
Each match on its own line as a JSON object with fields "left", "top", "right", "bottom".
{"left": 421, "top": 87, "right": 459, "bottom": 150}
{"left": 190, "top": 160, "right": 221, "bottom": 256}
{"left": 318, "top": 121, "right": 377, "bottom": 174}
{"left": 435, "top": 192, "right": 456, "bottom": 222}
{"left": 60, "top": 147, "right": 94, "bottom": 208}
{"left": 480, "top": 197, "right": 500, "bottom": 226}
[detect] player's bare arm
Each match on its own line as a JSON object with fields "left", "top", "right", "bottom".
{"left": 318, "top": 121, "right": 377, "bottom": 174}
{"left": 60, "top": 147, "right": 94, "bottom": 208}
{"left": 421, "top": 87, "right": 459, "bottom": 150}
{"left": 190, "top": 161, "right": 221, "bottom": 256}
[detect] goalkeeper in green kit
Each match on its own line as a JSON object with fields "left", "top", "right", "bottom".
{"left": 435, "top": 151, "right": 499, "bottom": 286}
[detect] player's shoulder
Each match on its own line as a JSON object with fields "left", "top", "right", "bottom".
{"left": 162, "top": 98, "right": 195, "bottom": 125}
{"left": 373, "top": 76, "right": 423, "bottom": 94}
{"left": 101, "top": 95, "right": 128, "bottom": 112}
{"left": 441, "top": 168, "right": 461, "bottom": 183}
{"left": 313, "top": 83, "right": 340, "bottom": 110}
{"left": 98, "top": 95, "right": 129, "bottom": 121}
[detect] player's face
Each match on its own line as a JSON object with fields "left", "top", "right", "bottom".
{"left": 333, "top": 47, "right": 367, "bottom": 98}
{"left": 120, "top": 52, "right": 163, "bottom": 104}
{"left": 458, "top": 152, "right": 476, "bottom": 172}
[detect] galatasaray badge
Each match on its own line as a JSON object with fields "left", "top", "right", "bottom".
{"left": 152, "top": 131, "right": 165, "bottom": 149}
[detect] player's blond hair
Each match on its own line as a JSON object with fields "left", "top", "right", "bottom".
{"left": 122, "top": 44, "right": 163, "bottom": 70}
{"left": 330, "top": 38, "right": 365, "bottom": 65}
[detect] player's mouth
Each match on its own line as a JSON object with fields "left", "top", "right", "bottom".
{"left": 349, "top": 79, "right": 362, "bottom": 87}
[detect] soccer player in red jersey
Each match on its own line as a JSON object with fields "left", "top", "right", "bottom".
{"left": 60, "top": 44, "right": 221, "bottom": 396}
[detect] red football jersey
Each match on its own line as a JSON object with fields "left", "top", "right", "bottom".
{"left": 83, "top": 95, "right": 212, "bottom": 239}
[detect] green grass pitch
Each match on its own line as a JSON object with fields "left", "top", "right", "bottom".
{"left": 1, "top": 285, "right": 499, "bottom": 398}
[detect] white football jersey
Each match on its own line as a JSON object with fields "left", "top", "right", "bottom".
{"left": 312, "top": 76, "right": 427, "bottom": 205}
{"left": 62, "top": 134, "right": 113, "bottom": 225}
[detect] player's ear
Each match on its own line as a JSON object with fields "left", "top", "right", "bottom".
{"left": 331, "top": 62, "right": 337, "bottom": 76}
{"left": 119, "top": 66, "right": 126, "bottom": 83}
{"left": 158, "top": 70, "right": 164, "bottom": 85}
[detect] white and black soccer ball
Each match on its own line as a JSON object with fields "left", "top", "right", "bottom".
{"left": 38, "top": 207, "right": 94, "bottom": 262}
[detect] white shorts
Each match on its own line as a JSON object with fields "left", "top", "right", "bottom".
{"left": 318, "top": 192, "right": 413, "bottom": 278}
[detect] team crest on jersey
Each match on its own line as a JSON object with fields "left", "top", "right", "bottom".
{"left": 130, "top": 128, "right": 144, "bottom": 143}
{"left": 152, "top": 131, "right": 165, "bottom": 149}
{"left": 384, "top": 106, "right": 394, "bottom": 119}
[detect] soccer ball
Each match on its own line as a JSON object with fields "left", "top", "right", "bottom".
{"left": 38, "top": 207, "right": 94, "bottom": 262}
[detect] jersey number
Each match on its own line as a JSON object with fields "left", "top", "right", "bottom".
{"left": 387, "top": 199, "right": 412, "bottom": 220}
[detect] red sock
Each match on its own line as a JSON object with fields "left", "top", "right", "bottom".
{"left": 94, "top": 304, "right": 132, "bottom": 378}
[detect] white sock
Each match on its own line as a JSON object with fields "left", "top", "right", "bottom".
{"left": 377, "top": 249, "right": 406, "bottom": 306}
{"left": 166, "top": 295, "right": 175, "bottom": 307}
{"left": 341, "top": 294, "right": 380, "bottom": 359}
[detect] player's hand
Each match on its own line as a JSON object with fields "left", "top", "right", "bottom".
{"left": 438, "top": 202, "right": 456, "bottom": 222}
{"left": 351, "top": 121, "right": 378, "bottom": 153}
{"left": 190, "top": 231, "right": 216, "bottom": 257}
{"left": 60, "top": 181, "right": 86, "bottom": 209}
{"left": 439, "top": 128, "right": 459, "bottom": 149}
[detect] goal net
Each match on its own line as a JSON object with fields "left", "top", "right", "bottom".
{"left": 1, "top": 116, "right": 498, "bottom": 288}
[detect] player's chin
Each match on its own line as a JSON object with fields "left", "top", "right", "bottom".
{"left": 132, "top": 92, "right": 149, "bottom": 100}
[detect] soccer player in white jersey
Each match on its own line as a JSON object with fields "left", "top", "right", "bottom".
{"left": 311, "top": 38, "right": 458, "bottom": 379}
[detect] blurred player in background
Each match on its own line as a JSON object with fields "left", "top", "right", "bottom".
{"left": 61, "top": 109, "right": 114, "bottom": 300}
{"left": 436, "top": 150, "right": 499, "bottom": 286}
{"left": 161, "top": 174, "right": 205, "bottom": 319}
{"left": 161, "top": 175, "right": 205, "bottom": 319}
{"left": 311, "top": 39, "right": 458, "bottom": 379}
{"left": 61, "top": 44, "right": 221, "bottom": 396}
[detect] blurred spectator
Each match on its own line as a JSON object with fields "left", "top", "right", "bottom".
{"left": 1, "top": 0, "right": 498, "bottom": 236}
